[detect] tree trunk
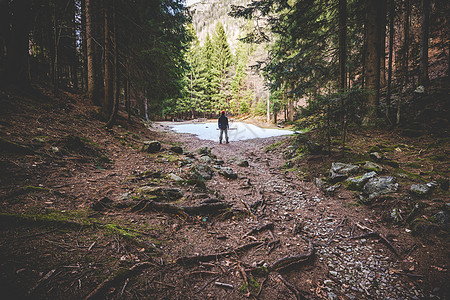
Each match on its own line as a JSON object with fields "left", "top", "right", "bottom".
{"left": 106, "top": 0, "right": 119, "bottom": 128}
{"left": 386, "top": 0, "right": 395, "bottom": 123}
{"left": 402, "top": 0, "right": 410, "bottom": 90}
{"left": 363, "top": 0, "right": 384, "bottom": 126}
{"left": 71, "top": 0, "right": 78, "bottom": 90}
{"left": 419, "top": 0, "right": 430, "bottom": 86}
{"left": 339, "top": 0, "right": 347, "bottom": 91}
{"left": 104, "top": 2, "right": 113, "bottom": 118}
{"left": 0, "top": 0, "right": 9, "bottom": 83}
{"left": 288, "top": 99, "right": 294, "bottom": 122}
{"left": 5, "top": 0, "right": 33, "bottom": 87}
{"left": 361, "top": 13, "right": 368, "bottom": 89}
{"left": 85, "top": 0, "right": 101, "bottom": 105}
{"left": 80, "top": 0, "right": 87, "bottom": 91}
{"left": 398, "top": 0, "right": 410, "bottom": 125}
{"left": 379, "top": 0, "right": 387, "bottom": 89}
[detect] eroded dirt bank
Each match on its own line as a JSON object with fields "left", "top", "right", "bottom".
{"left": 0, "top": 89, "right": 448, "bottom": 299}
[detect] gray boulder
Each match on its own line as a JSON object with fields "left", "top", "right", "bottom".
{"left": 199, "top": 155, "right": 214, "bottom": 164}
{"left": 410, "top": 184, "right": 431, "bottom": 196}
{"left": 179, "top": 157, "right": 195, "bottom": 167}
{"left": 168, "top": 173, "right": 183, "bottom": 182}
{"left": 329, "top": 162, "right": 359, "bottom": 183}
{"left": 142, "top": 140, "right": 161, "bottom": 153}
{"left": 345, "top": 171, "right": 377, "bottom": 191}
{"left": 432, "top": 211, "right": 449, "bottom": 229}
{"left": 325, "top": 183, "right": 341, "bottom": 195}
{"left": 362, "top": 176, "right": 398, "bottom": 201}
{"left": 314, "top": 177, "right": 327, "bottom": 189}
{"left": 236, "top": 159, "right": 249, "bottom": 167}
{"left": 170, "top": 146, "right": 183, "bottom": 154}
{"left": 197, "top": 146, "right": 212, "bottom": 156}
{"left": 194, "top": 164, "right": 214, "bottom": 180}
{"left": 139, "top": 186, "right": 183, "bottom": 202}
{"left": 363, "top": 161, "right": 383, "bottom": 172}
{"left": 369, "top": 152, "right": 383, "bottom": 161}
{"left": 218, "top": 166, "right": 238, "bottom": 179}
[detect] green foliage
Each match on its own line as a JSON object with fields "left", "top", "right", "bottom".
{"left": 297, "top": 88, "right": 367, "bottom": 152}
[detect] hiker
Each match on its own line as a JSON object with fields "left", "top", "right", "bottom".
{"left": 218, "top": 111, "right": 229, "bottom": 144}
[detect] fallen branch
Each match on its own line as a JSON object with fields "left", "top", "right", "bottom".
{"left": 196, "top": 276, "right": 219, "bottom": 294}
{"left": 176, "top": 241, "right": 263, "bottom": 265}
{"left": 256, "top": 276, "right": 267, "bottom": 297}
{"left": 277, "top": 274, "right": 303, "bottom": 300}
{"left": 131, "top": 200, "right": 230, "bottom": 217}
{"left": 188, "top": 271, "right": 220, "bottom": 276}
{"left": 326, "top": 218, "right": 347, "bottom": 246}
{"left": 269, "top": 237, "right": 314, "bottom": 272}
{"left": 240, "top": 199, "right": 257, "bottom": 220}
{"left": 352, "top": 223, "right": 399, "bottom": 256}
{"left": 84, "top": 262, "right": 153, "bottom": 300}
{"left": 238, "top": 263, "right": 251, "bottom": 297}
{"left": 28, "top": 269, "right": 56, "bottom": 295}
{"left": 131, "top": 200, "right": 188, "bottom": 217}
{"left": 215, "top": 281, "right": 233, "bottom": 289}
{"left": 267, "top": 239, "right": 280, "bottom": 255}
{"left": 243, "top": 223, "right": 274, "bottom": 238}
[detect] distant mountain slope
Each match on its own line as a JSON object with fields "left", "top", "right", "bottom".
{"left": 189, "top": 0, "right": 250, "bottom": 53}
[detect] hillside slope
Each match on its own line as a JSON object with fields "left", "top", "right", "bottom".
{"left": 0, "top": 85, "right": 448, "bottom": 299}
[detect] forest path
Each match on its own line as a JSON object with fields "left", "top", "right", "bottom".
{"left": 147, "top": 123, "right": 427, "bottom": 299}
{"left": 1, "top": 102, "right": 445, "bottom": 299}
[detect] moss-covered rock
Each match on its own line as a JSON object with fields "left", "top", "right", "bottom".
{"left": 410, "top": 218, "right": 440, "bottom": 235}
{"left": 345, "top": 171, "right": 377, "bottom": 191}
{"left": 138, "top": 186, "right": 183, "bottom": 202}
{"left": 384, "top": 159, "right": 399, "bottom": 168}
{"left": 363, "top": 161, "right": 383, "bottom": 172}
{"left": 141, "top": 140, "right": 161, "bottom": 153}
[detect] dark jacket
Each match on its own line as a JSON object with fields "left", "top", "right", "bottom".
{"left": 218, "top": 114, "right": 229, "bottom": 130}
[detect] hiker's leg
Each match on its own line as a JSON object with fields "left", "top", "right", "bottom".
{"left": 219, "top": 129, "right": 223, "bottom": 143}
{"left": 225, "top": 129, "right": 228, "bottom": 143}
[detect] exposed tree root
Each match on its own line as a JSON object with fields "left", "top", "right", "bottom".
{"left": 326, "top": 218, "right": 347, "bottom": 245}
{"left": 277, "top": 274, "right": 303, "bottom": 300}
{"left": 352, "top": 223, "right": 400, "bottom": 256}
{"left": 131, "top": 200, "right": 231, "bottom": 217}
{"left": 176, "top": 241, "right": 263, "bottom": 265}
{"left": 84, "top": 262, "right": 153, "bottom": 300}
{"left": 243, "top": 222, "right": 274, "bottom": 238}
{"left": 269, "top": 237, "right": 314, "bottom": 272}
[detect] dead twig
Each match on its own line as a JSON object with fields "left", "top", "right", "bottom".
{"left": 214, "top": 281, "right": 233, "bottom": 289}
{"left": 195, "top": 276, "right": 219, "bottom": 294}
{"left": 256, "top": 276, "right": 267, "bottom": 297}
{"left": 238, "top": 263, "right": 251, "bottom": 297}
{"left": 326, "top": 218, "right": 347, "bottom": 246}
{"left": 28, "top": 269, "right": 56, "bottom": 295}
{"left": 243, "top": 223, "right": 274, "bottom": 238}
{"left": 277, "top": 274, "right": 303, "bottom": 300}
{"left": 352, "top": 223, "right": 399, "bottom": 256}
{"left": 240, "top": 199, "right": 257, "bottom": 220}
{"left": 154, "top": 281, "right": 176, "bottom": 288}
{"left": 188, "top": 271, "right": 220, "bottom": 276}
{"left": 84, "top": 262, "right": 153, "bottom": 300}
{"left": 267, "top": 239, "right": 280, "bottom": 255}
{"left": 21, "top": 229, "right": 58, "bottom": 239}
{"left": 120, "top": 278, "right": 129, "bottom": 296}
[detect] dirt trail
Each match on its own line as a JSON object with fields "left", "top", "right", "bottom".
{"left": 145, "top": 123, "right": 436, "bottom": 299}
{"left": 0, "top": 95, "right": 448, "bottom": 299}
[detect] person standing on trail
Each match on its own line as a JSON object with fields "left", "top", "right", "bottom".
{"left": 218, "top": 111, "right": 229, "bottom": 144}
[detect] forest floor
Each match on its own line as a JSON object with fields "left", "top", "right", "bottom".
{"left": 0, "top": 85, "right": 449, "bottom": 299}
